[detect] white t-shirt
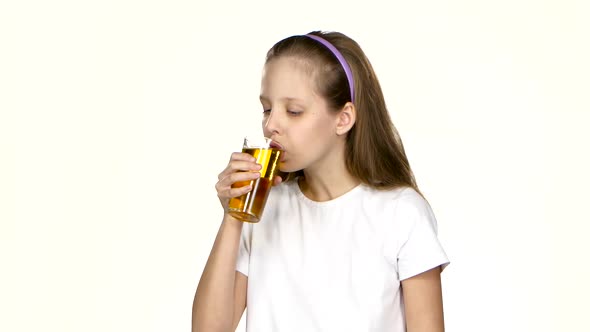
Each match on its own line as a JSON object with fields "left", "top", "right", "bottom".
{"left": 236, "top": 180, "right": 449, "bottom": 332}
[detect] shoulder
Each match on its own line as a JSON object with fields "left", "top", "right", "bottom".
{"left": 381, "top": 188, "right": 447, "bottom": 269}
{"left": 374, "top": 187, "right": 438, "bottom": 236}
{"left": 352, "top": 186, "right": 434, "bottom": 231}
{"left": 361, "top": 186, "right": 429, "bottom": 212}
{"left": 393, "top": 188, "right": 432, "bottom": 217}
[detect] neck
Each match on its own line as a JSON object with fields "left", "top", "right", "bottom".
{"left": 299, "top": 143, "right": 360, "bottom": 202}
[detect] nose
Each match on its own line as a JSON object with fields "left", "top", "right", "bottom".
{"left": 263, "top": 111, "right": 280, "bottom": 137}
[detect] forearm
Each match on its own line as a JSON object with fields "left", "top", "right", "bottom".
{"left": 192, "top": 215, "right": 243, "bottom": 332}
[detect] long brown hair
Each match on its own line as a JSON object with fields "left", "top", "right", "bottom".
{"left": 266, "top": 31, "right": 420, "bottom": 193}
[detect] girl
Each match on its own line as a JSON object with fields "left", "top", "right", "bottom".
{"left": 193, "top": 31, "right": 449, "bottom": 332}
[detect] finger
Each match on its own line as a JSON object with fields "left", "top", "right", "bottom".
{"left": 228, "top": 160, "right": 262, "bottom": 172}
{"left": 217, "top": 171, "right": 260, "bottom": 193}
{"left": 218, "top": 164, "right": 258, "bottom": 181}
{"left": 221, "top": 183, "right": 253, "bottom": 199}
{"left": 218, "top": 161, "right": 261, "bottom": 180}
{"left": 229, "top": 152, "right": 257, "bottom": 162}
{"left": 226, "top": 170, "right": 260, "bottom": 185}
{"left": 273, "top": 175, "right": 283, "bottom": 186}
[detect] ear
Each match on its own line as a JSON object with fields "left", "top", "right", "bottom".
{"left": 335, "top": 102, "right": 356, "bottom": 136}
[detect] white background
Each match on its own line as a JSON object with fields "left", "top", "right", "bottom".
{"left": 1, "top": 0, "right": 589, "bottom": 331}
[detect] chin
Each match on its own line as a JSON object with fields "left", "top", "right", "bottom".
{"left": 278, "top": 161, "right": 302, "bottom": 174}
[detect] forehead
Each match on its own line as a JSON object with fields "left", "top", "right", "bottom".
{"left": 260, "top": 57, "right": 318, "bottom": 101}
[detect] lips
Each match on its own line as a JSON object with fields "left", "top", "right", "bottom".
{"left": 269, "top": 140, "right": 284, "bottom": 151}
{"left": 269, "top": 140, "right": 286, "bottom": 162}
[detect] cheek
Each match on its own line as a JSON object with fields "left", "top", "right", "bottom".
{"left": 292, "top": 125, "right": 331, "bottom": 156}
{"left": 307, "top": 118, "right": 336, "bottom": 142}
{"left": 261, "top": 118, "right": 269, "bottom": 134}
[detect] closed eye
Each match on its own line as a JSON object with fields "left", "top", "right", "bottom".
{"left": 287, "top": 110, "right": 302, "bottom": 116}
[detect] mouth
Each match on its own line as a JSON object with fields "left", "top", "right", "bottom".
{"left": 269, "top": 140, "right": 284, "bottom": 151}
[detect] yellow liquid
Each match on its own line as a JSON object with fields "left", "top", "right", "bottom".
{"left": 228, "top": 148, "right": 281, "bottom": 223}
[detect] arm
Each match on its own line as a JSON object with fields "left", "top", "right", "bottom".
{"left": 401, "top": 266, "right": 445, "bottom": 332}
{"left": 192, "top": 215, "right": 248, "bottom": 332}
{"left": 192, "top": 152, "right": 262, "bottom": 332}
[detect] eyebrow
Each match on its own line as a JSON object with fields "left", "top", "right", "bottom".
{"left": 259, "top": 95, "right": 304, "bottom": 103}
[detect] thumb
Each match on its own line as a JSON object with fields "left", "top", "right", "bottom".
{"left": 273, "top": 175, "right": 283, "bottom": 186}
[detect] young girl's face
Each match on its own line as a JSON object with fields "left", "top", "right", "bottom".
{"left": 260, "top": 56, "right": 342, "bottom": 173}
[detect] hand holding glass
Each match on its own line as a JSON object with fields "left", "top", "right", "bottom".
{"left": 228, "top": 137, "right": 282, "bottom": 223}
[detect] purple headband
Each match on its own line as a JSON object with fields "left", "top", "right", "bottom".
{"left": 304, "top": 34, "right": 355, "bottom": 103}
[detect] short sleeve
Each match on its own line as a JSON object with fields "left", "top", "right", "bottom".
{"left": 236, "top": 222, "right": 252, "bottom": 276}
{"left": 384, "top": 189, "right": 450, "bottom": 281}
